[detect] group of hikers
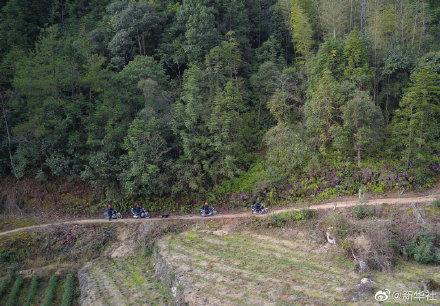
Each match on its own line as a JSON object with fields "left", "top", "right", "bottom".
{"left": 106, "top": 200, "right": 267, "bottom": 220}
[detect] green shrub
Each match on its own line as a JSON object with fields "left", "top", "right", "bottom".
{"left": 315, "top": 187, "right": 340, "bottom": 202}
{"left": 409, "top": 167, "right": 437, "bottom": 190}
{"left": 268, "top": 212, "right": 289, "bottom": 228}
{"left": 144, "top": 248, "right": 153, "bottom": 257}
{"left": 0, "top": 249, "right": 13, "bottom": 263}
{"left": 211, "top": 158, "right": 267, "bottom": 197}
{"left": 61, "top": 274, "right": 74, "bottom": 306}
{"left": 268, "top": 209, "right": 316, "bottom": 227}
{"left": 42, "top": 275, "right": 58, "bottom": 306}
{"left": 7, "top": 263, "right": 19, "bottom": 279}
{"left": 24, "top": 275, "right": 39, "bottom": 306}
{"left": 0, "top": 278, "right": 10, "bottom": 298}
{"left": 405, "top": 232, "right": 439, "bottom": 264}
{"left": 352, "top": 205, "right": 375, "bottom": 220}
{"left": 291, "top": 209, "right": 316, "bottom": 220}
{"left": 433, "top": 198, "right": 440, "bottom": 209}
{"left": 180, "top": 205, "right": 190, "bottom": 215}
{"left": 388, "top": 239, "right": 402, "bottom": 254}
{"left": 6, "top": 276, "right": 23, "bottom": 306}
{"left": 327, "top": 212, "right": 352, "bottom": 239}
{"left": 371, "top": 182, "right": 386, "bottom": 194}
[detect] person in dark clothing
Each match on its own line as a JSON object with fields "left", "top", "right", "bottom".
{"left": 107, "top": 204, "right": 114, "bottom": 221}
{"left": 134, "top": 204, "right": 141, "bottom": 216}
{"left": 254, "top": 201, "right": 262, "bottom": 212}
{"left": 203, "top": 202, "right": 210, "bottom": 215}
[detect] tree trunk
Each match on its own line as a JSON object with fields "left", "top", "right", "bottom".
{"left": 385, "top": 75, "right": 390, "bottom": 125}
{"left": 1, "top": 95, "right": 18, "bottom": 178}
{"left": 258, "top": 0, "right": 261, "bottom": 47}
{"left": 349, "top": 0, "right": 353, "bottom": 30}
{"left": 357, "top": 147, "right": 361, "bottom": 168}
{"left": 406, "top": 105, "right": 414, "bottom": 169}
{"left": 360, "top": 0, "right": 366, "bottom": 32}
{"left": 257, "top": 98, "right": 262, "bottom": 127}
{"left": 137, "top": 36, "right": 142, "bottom": 55}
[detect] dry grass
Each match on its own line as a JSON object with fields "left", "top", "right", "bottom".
{"left": 81, "top": 255, "right": 173, "bottom": 305}
{"left": 160, "top": 231, "right": 357, "bottom": 304}
{"left": 159, "top": 230, "right": 440, "bottom": 305}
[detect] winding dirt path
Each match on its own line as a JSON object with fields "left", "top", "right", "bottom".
{"left": 1, "top": 193, "right": 438, "bottom": 237}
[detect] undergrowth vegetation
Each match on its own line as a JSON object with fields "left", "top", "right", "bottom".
{"left": 42, "top": 275, "right": 58, "bottom": 306}
{"left": 5, "top": 276, "right": 23, "bottom": 306}
{"left": 267, "top": 209, "right": 316, "bottom": 228}
{"left": 406, "top": 232, "right": 440, "bottom": 265}
{"left": 251, "top": 200, "right": 440, "bottom": 273}
{"left": 83, "top": 255, "right": 174, "bottom": 304}
{"left": 0, "top": 277, "right": 10, "bottom": 298}
{"left": 0, "top": 273, "right": 76, "bottom": 306}
{"left": 352, "top": 205, "right": 375, "bottom": 220}
{"left": 61, "top": 274, "right": 74, "bottom": 306}
{"left": 324, "top": 202, "right": 440, "bottom": 271}
{"left": 24, "top": 275, "right": 39, "bottom": 306}
{"left": 0, "top": 225, "right": 115, "bottom": 268}
{"left": 6, "top": 263, "right": 18, "bottom": 280}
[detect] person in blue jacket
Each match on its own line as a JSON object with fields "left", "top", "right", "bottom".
{"left": 203, "top": 202, "right": 210, "bottom": 215}
{"left": 107, "top": 204, "right": 114, "bottom": 221}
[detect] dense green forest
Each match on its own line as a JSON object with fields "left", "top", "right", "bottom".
{"left": 1, "top": 0, "right": 440, "bottom": 209}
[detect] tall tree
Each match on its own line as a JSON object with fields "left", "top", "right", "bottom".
{"left": 208, "top": 81, "right": 246, "bottom": 182}
{"left": 12, "top": 26, "right": 88, "bottom": 178}
{"left": 319, "top": 0, "right": 348, "bottom": 39}
{"left": 205, "top": 34, "right": 242, "bottom": 88}
{"left": 219, "top": 0, "right": 251, "bottom": 49}
{"left": 172, "top": 65, "right": 212, "bottom": 194}
{"left": 334, "top": 90, "right": 383, "bottom": 166}
{"left": 309, "top": 36, "right": 345, "bottom": 81}
{"left": 84, "top": 56, "right": 168, "bottom": 196}
{"left": 390, "top": 66, "right": 440, "bottom": 169}
{"left": 175, "top": 0, "right": 219, "bottom": 65}
{"left": 120, "top": 111, "right": 172, "bottom": 198}
{"left": 379, "top": 47, "right": 413, "bottom": 124}
{"left": 107, "top": 0, "right": 161, "bottom": 68}
{"left": 0, "top": 0, "right": 53, "bottom": 53}
{"left": 343, "top": 28, "right": 374, "bottom": 90}
{"left": 289, "top": 0, "right": 313, "bottom": 58}
{"left": 305, "top": 69, "right": 344, "bottom": 152}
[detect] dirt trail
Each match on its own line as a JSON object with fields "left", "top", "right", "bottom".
{"left": 1, "top": 192, "right": 438, "bottom": 237}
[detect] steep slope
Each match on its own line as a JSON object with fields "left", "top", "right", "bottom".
{"left": 157, "top": 231, "right": 440, "bottom": 305}
{"left": 78, "top": 256, "right": 173, "bottom": 305}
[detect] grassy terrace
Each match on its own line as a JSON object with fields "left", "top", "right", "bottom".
{"left": 86, "top": 256, "right": 173, "bottom": 305}
{"left": 160, "top": 231, "right": 440, "bottom": 305}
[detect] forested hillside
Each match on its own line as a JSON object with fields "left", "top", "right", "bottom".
{"left": 1, "top": 0, "right": 440, "bottom": 210}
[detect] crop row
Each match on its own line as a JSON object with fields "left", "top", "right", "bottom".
{"left": 0, "top": 263, "right": 76, "bottom": 306}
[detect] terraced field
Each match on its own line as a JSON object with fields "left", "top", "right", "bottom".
{"left": 159, "top": 231, "right": 440, "bottom": 305}
{"left": 0, "top": 273, "right": 76, "bottom": 306}
{"left": 79, "top": 255, "right": 173, "bottom": 305}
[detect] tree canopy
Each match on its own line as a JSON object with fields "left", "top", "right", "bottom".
{"left": 1, "top": 0, "right": 440, "bottom": 206}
